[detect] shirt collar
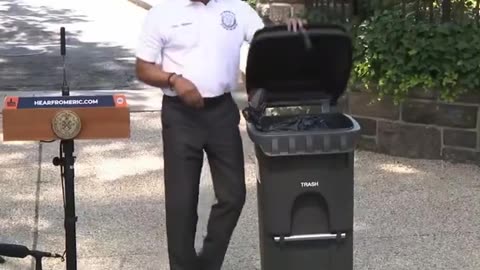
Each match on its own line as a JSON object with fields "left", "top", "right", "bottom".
{"left": 183, "top": 0, "right": 217, "bottom": 6}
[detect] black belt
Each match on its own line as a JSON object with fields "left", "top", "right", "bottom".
{"left": 164, "top": 92, "right": 231, "bottom": 108}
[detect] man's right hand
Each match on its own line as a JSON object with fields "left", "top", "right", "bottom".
{"left": 171, "top": 75, "right": 204, "bottom": 109}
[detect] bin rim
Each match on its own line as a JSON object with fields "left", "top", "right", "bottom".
{"left": 246, "top": 113, "right": 362, "bottom": 156}
{"left": 245, "top": 24, "right": 353, "bottom": 104}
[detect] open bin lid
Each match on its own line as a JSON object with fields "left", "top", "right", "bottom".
{"left": 245, "top": 24, "right": 353, "bottom": 104}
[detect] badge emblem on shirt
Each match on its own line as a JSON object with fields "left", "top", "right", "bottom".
{"left": 220, "top": 11, "right": 237, "bottom": 30}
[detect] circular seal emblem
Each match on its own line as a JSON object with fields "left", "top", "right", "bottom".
{"left": 220, "top": 10, "right": 237, "bottom": 30}
{"left": 51, "top": 110, "right": 82, "bottom": 140}
{"left": 116, "top": 96, "right": 124, "bottom": 104}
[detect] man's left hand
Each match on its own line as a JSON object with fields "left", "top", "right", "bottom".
{"left": 285, "top": 17, "right": 307, "bottom": 32}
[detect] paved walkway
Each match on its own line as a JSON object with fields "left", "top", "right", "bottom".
{"left": 0, "top": 0, "right": 148, "bottom": 91}
{"left": 1, "top": 1, "right": 480, "bottom": 270}
{"left": 1, "top": 110, "right": 480, "bottom": 270}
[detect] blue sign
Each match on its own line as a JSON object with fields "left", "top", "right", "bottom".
{"left": 16, "top": 95, "right": 116, "bottom": 109}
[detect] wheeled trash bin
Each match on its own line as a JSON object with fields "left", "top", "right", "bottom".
{"left": 242, "top": 24, "right": 361, "bottom": 270}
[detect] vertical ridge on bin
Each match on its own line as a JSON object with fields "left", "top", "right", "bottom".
{"left": 289, "top": 137, "right": 296, "bottom": 153}
{"left": 306, "top": 135, "right": 314, "bottom": 153}
{"left": 323, "top": 134, "right": 330, "bottom": 152}
{"left": 272, "top": 138, "right": 279, "bottom": 155}
{"left": 321, "top": 102, "right": 330, "bottom": 113}
{"left": 340, "top": 135, "right": 348, "bottom": 151}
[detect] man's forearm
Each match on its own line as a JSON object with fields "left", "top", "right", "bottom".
{"left": 135, "top": 58, "right": 172, "bottom": 88}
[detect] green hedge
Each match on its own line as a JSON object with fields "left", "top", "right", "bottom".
{"left": 246, "top": 0, "right": 256, "bottom": 9}
{"left": 351, "top": 8, "right": 480, "bottom": 103}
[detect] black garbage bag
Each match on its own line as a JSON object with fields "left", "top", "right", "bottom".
{"left": 242, "top": 88, "right": 331, "bottom": 132}
{"left": 242, "top": 106, "right": 331, "bottom": 132}
{"left": 260, "top": 115, "right": 329, "bottom": 132}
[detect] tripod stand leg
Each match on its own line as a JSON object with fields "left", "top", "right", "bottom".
{"left": 62, "top": 140, "right": 77, "bottom": 270}
{"left": 35, "top": 256, "right": 43, "bottom": 270}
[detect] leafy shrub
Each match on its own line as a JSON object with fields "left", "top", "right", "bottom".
{"left": 246, "top": 0, "right": 256, "bottom": 9}
{"left": 351, "top": 8, "right": 480, "bottom": 103}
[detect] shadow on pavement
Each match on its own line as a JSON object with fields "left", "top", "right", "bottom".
{"left": 0, "top": 113, "right": 166, "bottom": 269}
{"left": 0, "top": 0, "right": 143, "bottom": 92}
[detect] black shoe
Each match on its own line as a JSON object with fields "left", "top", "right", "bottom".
{"left": 0, "top": 256, "right": 6, "bottom": 264}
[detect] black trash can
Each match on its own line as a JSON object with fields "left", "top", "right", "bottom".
{"left": 242, "top": 24, "right": 361, "bottom": 270}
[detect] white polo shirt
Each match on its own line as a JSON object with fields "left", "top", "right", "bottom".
{"left": 136, "top": 0, "right": 264, "bottom": 97}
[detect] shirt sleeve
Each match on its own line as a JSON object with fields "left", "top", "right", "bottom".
{"left": 136, "top": 8, "right": 166, "bottom": 63}
{"left": 243, "top": 2, "right": 264, "bottom": 44}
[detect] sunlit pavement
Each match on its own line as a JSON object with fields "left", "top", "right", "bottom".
{"left": 0, "top": 0, "right": 148, "bottom": 91}
{"left": 1, "top": 110, "right": 480, "bottom": 270}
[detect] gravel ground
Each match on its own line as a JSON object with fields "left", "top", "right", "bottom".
{"left": 1, "top": 111, "right": 479, "bottom": 270}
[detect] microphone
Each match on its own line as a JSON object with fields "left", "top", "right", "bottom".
{"left": 0, "top": 244, "right": 62, "bottom": 259}
{"left": 60, "top": 27, "right": 66, "bottom": 56}
{"left": 0, "top": 244, "right": 29, "bottom": 258}
{"left": 60, "top": 26, "right": 70, "bottom": 96}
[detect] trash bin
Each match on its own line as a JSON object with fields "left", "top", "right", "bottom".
{"left": 242, "top": 24, "right": 361, "bottom": 270}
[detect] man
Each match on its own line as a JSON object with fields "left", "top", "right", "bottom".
{"left": 135, "top": 1, "right": 304, "bottom": 269}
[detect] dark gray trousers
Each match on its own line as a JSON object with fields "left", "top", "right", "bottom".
{"left": 161, "top": 93, "right": 246, "bottom": 270}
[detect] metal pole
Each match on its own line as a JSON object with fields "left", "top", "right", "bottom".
{"left": 62, "top": 140, "right": 77, "bottom": 270}
{"left": 59, "top": 26, "right": 77, "bottom": 270}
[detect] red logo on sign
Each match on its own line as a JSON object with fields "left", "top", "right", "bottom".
{"left": 4, "top": 96, "right": 19, "bottom": 109}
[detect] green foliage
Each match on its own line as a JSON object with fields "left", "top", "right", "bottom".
{"left": 351, "top": 8, "right": 480, "bottom": 104}
{"left": 245, "top": 0, "right": 256, "bottom": 9}
{"left": 303, "top": 8, "right": 348, "bottom": 24}
{"left": 301, "top": 5, "right": 357, "bottom": 27}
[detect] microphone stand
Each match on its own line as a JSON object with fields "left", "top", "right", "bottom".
{"left": 51, "top": 26, "right": 78, "bottom": 270}
{"left": 0, "top": 27, "right": 76, "bottom": 270}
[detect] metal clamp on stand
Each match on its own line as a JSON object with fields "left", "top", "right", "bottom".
{"left": 273, "top": 233, "right": 347, "bottom": 243}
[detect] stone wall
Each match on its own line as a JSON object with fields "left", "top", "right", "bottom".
{"left": 341, "top": 89, "right": 480, "bottom": 164}
{"left": 256, "top": 0, "right": 306, "bottom": 24}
